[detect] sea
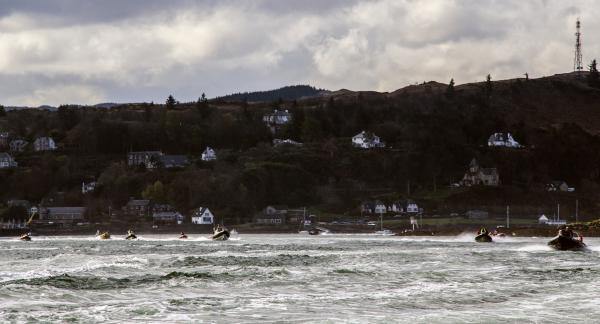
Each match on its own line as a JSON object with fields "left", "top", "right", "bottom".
{"left": 0, "top": 233, "right": 599, "bottom": 323}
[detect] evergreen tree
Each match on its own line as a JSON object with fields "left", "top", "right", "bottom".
{"left": 485, "top": 74, "right": 492, "bottom": 95}
{"left": 0, "top": 105, "right": 5, "bottom": 117}
{"left": 446, "top": 78, "right": 455, "bottom": 98}
{"left": 588, "top": 59, "right": 600, "bottom": 88}
{"left": 165, "top": 95, "right": 176, "bottom": 110}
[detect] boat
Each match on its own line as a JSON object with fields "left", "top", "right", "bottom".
{"left": 374, "top": 214, "right": 395, "bottom": 236}
{"left": 212, "top": 226, "right": 230, "bottom": 241}
{"left": 548, "top": 227, "right": 586, "bottom": 251}
{"left": 179, "top": 232, "right": 188, "bottom": 239}
{"left": 308, "top": 226, "right": 330, "bottom": 235}
{"left": 97, "top": 232, "right": 111, "bottom": 240}
{"left": 375, "top": 229, "right": 395, "bottom": 236}
{"left": 230, "top": 229, "right": 238, "bottom": 236}
{"left": 19, "top": 234, "right": 32, "bottom": 241}
{"left": 475, "top": 227, "right": 492, "bottom": 242}
{"left": 124, "top": 229, "right": 137, "bottom": 240}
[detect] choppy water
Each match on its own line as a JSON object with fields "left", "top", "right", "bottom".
{"left": 0, "top": 234, "right": 599, "bottom": 323}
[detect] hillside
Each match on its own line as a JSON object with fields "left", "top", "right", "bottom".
{"left": 214, "top": 85, "right": 328, "bottom": 102}
{"left": 1, "top": 71, "right": 600, "bottom": 227}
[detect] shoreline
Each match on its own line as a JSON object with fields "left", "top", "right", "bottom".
{"left": 4, "top": 224, "right": 600, "bottom": 237}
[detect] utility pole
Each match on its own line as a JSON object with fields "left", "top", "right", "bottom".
{"left": 575, "top": 199, "right": 579, "bottom": 223}
{"left": 506, "top": 205, "right": 510, "bottom": 229}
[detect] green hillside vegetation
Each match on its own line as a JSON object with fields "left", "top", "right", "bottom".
{"left": 2, "top": 70, "right": 600, "bottom": 224}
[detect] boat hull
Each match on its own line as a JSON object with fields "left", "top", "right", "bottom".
{"left": 125, "top": 234, "right": 137, "bottom": 240}
{"left": 548, "top": 236, "right": 586, "bottom": 251}
{"left": 475, "top": 234, "right": 493, "bottom": 242}
{"left": 212, "top": 230, "right": 230, "bottom": 241}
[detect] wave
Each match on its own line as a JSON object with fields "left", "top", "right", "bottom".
{"left": 1, "top": 271, "right": 233, "bottom": 290}
{"left": 172, "top": 254, "right": 337, "bottom": 267}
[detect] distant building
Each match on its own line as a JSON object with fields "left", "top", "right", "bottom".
{"left": 538, "top": 214, "right": 549, "bottom": 224}
{"left": 404, "top": 200, "right": 419, "bottom": 214}
{"left": 387, "top": 201, "right": 404, "bottom": 213}
{"left": 191, "top": 207, "right": 214, "bottom": 225}
{"left": 0, "top": 132, "right": 8, "bottom": 148}
{"left": 466, "top": 210, "right": 489, "bottom": 219}
{"left": 352, "top": 131, "right": 385, "bottom": 149}
{"left": 546, "top": 181, "right": 569, "bottom": 192}
{"left": 122, "top": 199, "right": 151, "bottom": 218}
{"left": 127, "top": 151, "right": 163, "bottom": 169}
{"left": 273, "top": 139, "right": 303, "bottom": 147}
{"left": 263, "top": 109, "right": 292, "bottom": 126}
{"left": 461, "top": 158, "right": 500, "bottom": 186}
{"left": 255, "top": 205, "right": 288, "bottom": 225}
{"left": 160, "top": 155, "right": 189, "bottom": 168}
{"left": 201, "top": 147, "right": 217, "bottom": 161}
{"left": 0, "top": 152, "right": 17, "bottom": 168}
{"left": 9, "top": 139, "right": 28, "bottom": 152}
{"left": 153, "top": 211, "right": 184, "bottom": 225}
{"left": 361, "top": 200, "right": 387, "bottom": 214}
{"left": 38, "top": 207, "right": 86, "bottom": 225}
{"left": 82, "top": 181, "right": 96, "bottom": 194}
{"left": 487, "top": 132, "right": 521, "bottom": 148}
{"left": 33, "top": 137, "right": 56, "bottom": 151}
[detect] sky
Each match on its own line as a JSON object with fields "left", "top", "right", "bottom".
{"left": 0, "top": 0, "right": 598, "bottom": 106}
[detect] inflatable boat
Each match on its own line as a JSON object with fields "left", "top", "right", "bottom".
{"left": 548, "top": 233, "right": 586, "bottom": 251}
{"left": 212, "top": 229, "right": 230, "bottom": 241}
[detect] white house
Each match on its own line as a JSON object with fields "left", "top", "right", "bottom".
{"left": 263, "top": 109, "right": 292, "bottom": 125}
{"left": 33, "top": 137, "right": 57, "bottom": 151}
{"left": 361, "top": 200, "right": 387, "bottom": 214}
{"left": 191, "top": 207, "right": 214, "bottom": 225}
{"left": 405, "top": 200, "right": 419, "bottom": 213}
{"left": 487, "top": 133, "right": 521, "bottom": 148}
{"left": 9, "top": 139, "right": 28, "bottom": 152}
{"left": 352, "top": 131, "right": 385, "bottom": 149}
{"left": 0, "top": 152, "right": 17, "bottom": 168}
{"left": 538, "top": 214, "right": 549, "bottom": 224}
{"left": 273, "top": 139, "right": 303, "bottom": 147}
{"left": 387, "top": 202, "right": 404, "bottom": 213}
{"left": 82, "top": 181, "right": 96, "bottom": 194}
{"left": 127, "top": 151, "right": 163, "bottom": 169}
{"left": 201, "top": 147, "right": 217, "bottom": 161}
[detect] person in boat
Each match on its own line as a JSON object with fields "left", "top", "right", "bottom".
{"left": 559, "top": 226, "right": 573, "bottom": 239}
{"left": 96, "top": 229, "right": 100, "bottom": 236}
{"left": 478, "top": 227, "right": 489, "bottom": 235}
{"left": 179, "top": 232, "right": 188, "bottom": 239}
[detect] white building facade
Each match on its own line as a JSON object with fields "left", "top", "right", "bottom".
{"left": 191, "top": 207, "right": 214, "bottom": 224}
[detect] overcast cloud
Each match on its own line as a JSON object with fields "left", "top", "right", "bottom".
{"left": 0, "top": 0, "right": 597, "bottom": 106}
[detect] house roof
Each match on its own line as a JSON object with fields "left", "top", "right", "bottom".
{"left": 127, "top": 199, "right": 150, "bottom": 207}
{"left": 160, "top": 155, "right": 189, "bottom": 165}
{"left": 271, "top": 110, "right": 291, "bottom": 117}
{"left": 129, "top": 151, "right": 163, "bottom": 156}
{"left": 481, "top": 168, "right": 498, "bottom": 176}
{"left": 488, "top": 133, "right": 509, "bottom": 142}
{"left": 551, "top": 180, "right": 567, "bottom": 186}
{"left": 44, "top": 207, "right": 86, "bottom": 214}
{"left": 193, "top": 207, "right": 213, "bottom": 217}
{"left": 0, "top": 152, "right": 14, "bottom": 160}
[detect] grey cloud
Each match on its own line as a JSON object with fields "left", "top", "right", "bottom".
{"left": 0, "top": 0, "right": 598, "bottom": 106}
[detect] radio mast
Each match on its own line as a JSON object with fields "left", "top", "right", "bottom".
{"left": 574, "top": 18, "right": 583, "bottom": 72}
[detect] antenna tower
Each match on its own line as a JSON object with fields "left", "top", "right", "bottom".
{"left": 574, "top": 18, "right": 583, "bottom": 72}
